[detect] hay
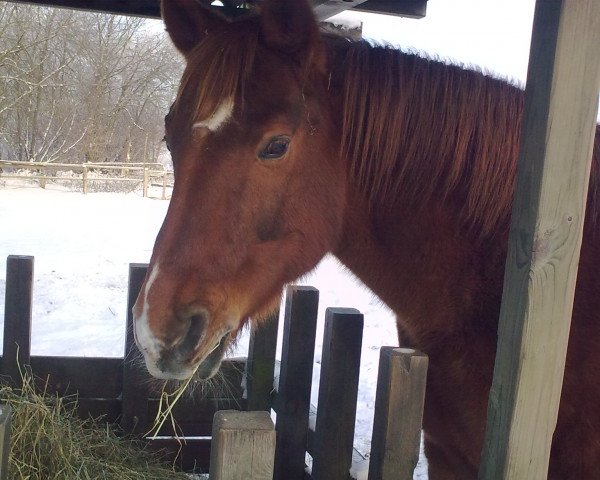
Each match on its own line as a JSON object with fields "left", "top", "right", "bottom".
{"left": 148, "top": 366, "right": 199, "bottom": 439}
{"left": 0, "top": 370, "right": 190, "bottom": 480}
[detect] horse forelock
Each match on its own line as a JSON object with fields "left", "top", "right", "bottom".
{"left": 174, "top": 22, "right": 260, "bottom": 127}
{"left": 336, "top": 39, "right": 600, "bottom": 238}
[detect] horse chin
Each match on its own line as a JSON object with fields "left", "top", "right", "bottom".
{"left": 143, "top": 330, "right": 232, "bottom": 381}
{"left": 193, "top": 332, "right": 230, "bottom": 380}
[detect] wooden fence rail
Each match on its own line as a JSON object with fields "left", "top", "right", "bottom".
{"left": 0, "top": 160, "right": 173, "bottom": 199}
{"left": 1, "top": 255, "right": 429, "bottom": 478}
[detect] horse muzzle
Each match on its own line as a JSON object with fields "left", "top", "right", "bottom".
{"left": 134, "top": 310, "right": 233, "bottom": 381}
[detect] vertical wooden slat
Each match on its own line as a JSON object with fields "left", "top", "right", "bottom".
{"left": 121, "top": 263, "right": 150, "bottom": 435}
{"left": 210, "top": 410, "right": 276, "bottom": 480}
{"left": 246, "top": 309, "right": 279, "bottom": 412}
{"left": 143, "top": 167, "right": 149, "bottom": 198}
{"left": 274, "top": 286, "right": 319, "bottom": 480}
{"left": 368, "top": 347, "right": 428, "bottom": 480}
{"left": 312, "top": 308, "right": 363, "bottom": 480}
{"left": 0, "top": 404, "right": 11, "bottom": 480}
{"left": 2, "top": 255, "right": 34, "bottom": 384}
{"left": 480, "top": 0, "right": 600, "bottom": 478}
{"left": 82, "top": 165, "right": 88, "bottom": 194}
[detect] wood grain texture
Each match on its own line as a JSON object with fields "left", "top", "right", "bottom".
{"left": 367, "top": 348, "right": 428, "bottom": 480}
{"left": 480, "top": 0, "right": 600, "bottom": 478}
{"left": 210, "top": 410, "right": 275, "bottom": 480}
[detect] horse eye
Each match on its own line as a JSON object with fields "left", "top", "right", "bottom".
{"left": 259, "top": 136, "right": 290, "bottom": 160}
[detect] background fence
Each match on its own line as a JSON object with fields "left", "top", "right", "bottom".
{"left": 1, "top": 255, "right": 428, "bottom": 479}
{"left": 0, "top": 160, "right": 173, "bottom": 199}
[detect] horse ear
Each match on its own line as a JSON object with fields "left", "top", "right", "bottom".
{"left": 260, "top": 0, "right": 324, "bottom": 68}
{"left": 161, "top": 0, "right": 227, "bottom": 55}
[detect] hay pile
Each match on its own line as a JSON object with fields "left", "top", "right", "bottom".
{"left": 0, "top": 372, "right": 190, "bottom": 480}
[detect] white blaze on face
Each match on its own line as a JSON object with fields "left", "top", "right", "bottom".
{"left": 192, "top": 97, "right": 234, "bottom": 132}
{"left": 135, "top": 262, "right": 163, "bottom": 361}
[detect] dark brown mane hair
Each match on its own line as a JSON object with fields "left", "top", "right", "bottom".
{"left": 337, "top": 40, "right": 600, "bottom": 236}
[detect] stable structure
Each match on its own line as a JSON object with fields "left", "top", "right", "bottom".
{"left": 2, "top": 0, "right": 427, "bottom": 20}
{"left": 480, "top": 2, "right": 600, "bottom": 478}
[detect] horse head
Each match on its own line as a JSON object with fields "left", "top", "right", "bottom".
{"left": 133, "top": 0, "right": 346, "bottom": 380}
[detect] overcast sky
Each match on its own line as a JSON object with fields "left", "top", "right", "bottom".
{"left": 333, "top": 0, "right": 536, "bottom": 84}
{"left": 333, "top": 0, "right": 600, "bottom": 120}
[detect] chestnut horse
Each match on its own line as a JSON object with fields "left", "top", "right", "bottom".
{"left": 133, "top": 0, "right": 600, "bottom": 477}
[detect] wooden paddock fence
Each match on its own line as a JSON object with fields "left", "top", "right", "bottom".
{"left": 1, "top": 255, "right": 428, "bottom": 479}
{"left": 0, "top": 160, "right": 174, "bottom": 199}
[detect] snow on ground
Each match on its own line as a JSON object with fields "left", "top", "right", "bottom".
{"left": 0, "top": 183, "right": 427, "bottom": 478}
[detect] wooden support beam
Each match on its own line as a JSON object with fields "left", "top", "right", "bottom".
{"left": 313, "top": 0, "right": 369, "bottom": 21}
{"left": 1, "top": 0, "right": 427, "bottom": 20}
{"left": 368, "top": 347, "right": 428, "bottom": 480}
{"left": 354, "top": 0, "right": 426, "bottom": 18}
{"left": 210, "top": 410, "right": 275, "bottom": 480}
{"left": 1, "top": 0, "right": 161, "bottom": 17}
{"left": 479, "top": 0, "right": 600, "bottom": 478}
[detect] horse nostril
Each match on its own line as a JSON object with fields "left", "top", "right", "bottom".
{"left": 177, "top": 314, "right": 206, "bottom": 359}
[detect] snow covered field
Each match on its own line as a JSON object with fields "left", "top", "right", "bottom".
{"left": 0, "top": 183, "right": 427, "bottom": 478}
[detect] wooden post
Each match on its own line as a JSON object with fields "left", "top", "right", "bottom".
{"left": 161, "top": 172, "right": 167, "bottom": 200}
{"left": 273, "top": 286, "right": 319, "bottom": 480}
{"left": 143, "top": 167, "right": 149, "bottom": 198}
{"left": 38, "top": 164, "right": 46, "bottom": 189}
{"left": 246, "top": 309, "right": 279, "bottom": 412}
{"left": 480, "top": 1, "right": 600, "bottom": 478}
{"left": 2, "top": 255, "right": 34, "bottom": 385}
{"left": 367, "top": 347, "right": 428, "bottom": 480}
{"left": 0, "top": 405, "right": 11, "bottom": 480}
{"left": 82, "top": 165, "right": 88, "bottom": 194}
{"left": 210, "top": 410, "right": 275, "bottom": 480}
{"left": 312, "top": 308, "right": 364, "bottom": 480}
{"left": 121, "top": 263, "right": 150, "bottom": 435}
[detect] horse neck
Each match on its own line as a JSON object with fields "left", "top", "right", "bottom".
{"left": 326, "top": 38, "right": 599, "bottom": 347}
{"left": 325, "top": 37, "right": 524, "bottom": 236}
{"left": 332, "top": 183, "right": 503, "bottom": 344}
{"left": 326, "top": 39, "right": 511, "bottom": 343}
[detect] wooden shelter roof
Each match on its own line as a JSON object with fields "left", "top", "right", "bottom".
{"left": 1, "top": 0, "right": 427, "bottom": 20}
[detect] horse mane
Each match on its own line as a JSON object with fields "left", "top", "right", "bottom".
{"left": 337, "top": 39, "right": 600, "bottom": 236}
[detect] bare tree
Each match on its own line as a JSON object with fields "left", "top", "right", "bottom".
{"left": 0, "top": 3, "right": 182, "bottom": 166}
